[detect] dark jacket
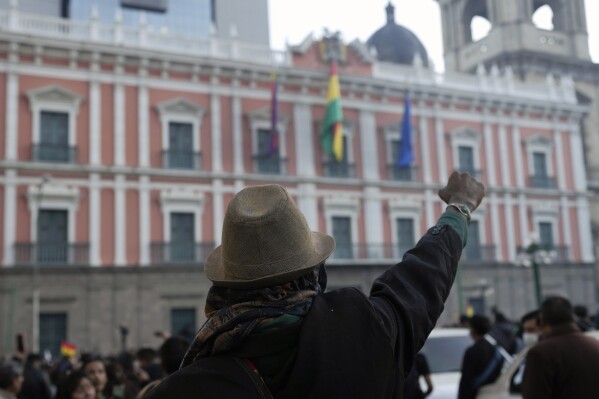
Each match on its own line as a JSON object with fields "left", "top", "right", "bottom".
{"left": 148, "top": 223, "right": 462, "bottom": 399}
{"left": 457, "top": 338, "right": 502, "bottom": 399}
{"left": 522, "top": 323, "right": 599, "bottom": 399}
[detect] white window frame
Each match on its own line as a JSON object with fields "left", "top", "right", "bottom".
{"left": 323, "top": 196, "right": 360, "bottom": 254}
{"left": 531, "top": 202, "right": 559, "bottom": 249}
{"left": 27, "top": 184, "right": 80, "bottom": 244}
{"left": 450, "top": 127, "right": 482, "bottom": 173}
{"left": 526, "top": 135, "right": 554, "bottom": 177}
{"left": 247, "top": 106, "right": 288, "bottom": 158}
{"left": 156, "top": 98, "right": 206, "bottom": 156}
{"left": 159, "top": 189, "right": 206, "bottom": 243}
{"left": 388, "top": 196, "right": 421, "bottom": 259}
{"left": 26, "top": 85, "right": 82, "bottom": 149}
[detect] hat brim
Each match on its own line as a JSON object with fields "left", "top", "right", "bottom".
{"left": 204, "top": 231, "right": 336, "bottom": 289}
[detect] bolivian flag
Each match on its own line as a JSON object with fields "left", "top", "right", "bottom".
{"left": 321, "top": 60, "right": 343, "bottom": 161}
{"left": 60, "top": 341, "right": 77, "bottom": 357}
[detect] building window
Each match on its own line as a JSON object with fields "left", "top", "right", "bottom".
{"left": 253, "top": 128, "right": 283, "bottom": 174}
{"left": 39, "top": 313, "right": 67, "bottom": 357}
{"left": 530, "top": 152, "right": 555, "bottom": 188}
{"left": 27, "top": 85, "right": 82, "bottom": 164}
{"left": 464, "top": 220, "right": 482, "bottom": 261}
{"left": 170, "top": 212, "right": 195, "bottom": 262}
{"left": 170, "top": 308, "right": 196, "bottom": 341}
{"left": 539, "top": 221, "right": 554, "bottom": 249}
{"left": 451, "top": 127, "right": 482, "bottom": 179}
{"left": 526, "top": 135, "right": 555, "bottom": 189}
{"left": 332, "top": 216, "right": 353, "bottom": 259}
{"left": 396, "top": 218, "right": 415, "bottom": 257}
{"left": 248, "top": 107, "right": 288, "bottom": 175}
{"left": 321, "top": 120, "right": 355, "bottom": 179}
{"left": 35, "top": 111, "right": 75, "bottom": 163}
{"left": 323, "top": 136, "right": 356, "bottom": 178}
{"left": 37, "top": 209, "right": 68, "bottom": 263}
{"left": 156, "top": 98, "right": 205, "bottom": 171}
{"left": 458, "top": 146, "right": 476, "bottom": 176}
{"left": 153, "top": 189, "right": 209, "bottom": 265}
{"left": 166, "top": 122, "right": 197, "bottom": 169}
{"left": 387, "top": 139, "right": 416, "bottom": 181}
{"left": 16, "top": 184, "right": 86, "bottom": 266}
{"left": 323, "top": 196, "right": 359, "bottom": 261}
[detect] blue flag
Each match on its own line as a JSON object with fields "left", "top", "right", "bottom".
{"left": 397, "top": 93, "right": 413, "bottom": 168}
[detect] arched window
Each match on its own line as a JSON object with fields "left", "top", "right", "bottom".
{"left": 532, "top": 4, "right": 555, "bottom": 31}
{"left": 471, "top": 15, "right": 492, "bottom": 42}
{"left": 462, "top": 0, "right": 492, "bottom": 43}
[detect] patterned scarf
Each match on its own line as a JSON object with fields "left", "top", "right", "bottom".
{"left": 180, "top": 265, "right": 326, "bottom": 368}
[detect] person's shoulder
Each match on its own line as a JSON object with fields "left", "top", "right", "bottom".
{"left": 146, "top": 357, "right": 258, "bottom": 399}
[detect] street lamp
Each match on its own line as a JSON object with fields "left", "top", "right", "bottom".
{"left": 32, "top": 174, "right": 51, "bottom": 353}
{"left": 516, "top": 233, "right": 557, "bottom": 307}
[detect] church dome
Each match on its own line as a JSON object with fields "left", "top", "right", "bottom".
{"left": 367, "top": 2, "right": 429, "bottom": 67}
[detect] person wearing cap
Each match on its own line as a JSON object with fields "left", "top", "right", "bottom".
{"left": 0, "top": 361, "right": 24, "bottom": 399}
{"left": 147, "top": 171, "right": 485, "bottom": 399}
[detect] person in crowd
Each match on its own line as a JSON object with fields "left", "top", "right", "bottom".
{"left": 55, "top": 370, "right": 96, "bottom": 399}
{"left": 134, "top": 350, "right": 161, "bottom": 384}
{"left": 458, "top": 315, "right": 503, "bottom": 399}
{"left": 158, "top": 337, "right": 189, "bottom": 377}
{"left": 0, "top": 362, "right": 24, "bottom": 399}
{"left": 489, "top": 308, "right": 518, "bottom": 355}
{"left": 104, "top": 357, "right": 140, "bottom": 399}
{"left": 520, "top": 310, "right": 542, "bottom": 348}
{"left": 510, "top": 310, "right": 543, "bottom": 393}
{"left": 573, "top": 304, "right": 594, "bottom": 332}
{"left": 403, "top": 352, "right": 433, "bottom": 398}
{"left": 18, "top": 353, "right": 52, "bottom": 399}
{"left": 113, "top": 352, "right": 144, "bottom": 399}
{"left": 522, "top": 296, "right": 599, "bottom": 398}
{"left": 51, "top": 354, "right": 81, "bottom": 396}
{"left": 146, "top": 172, "right": 485, "bottom": 398}
{"left": 458, "top": 314, "right": 470, "bottom": 328}
{"left": 82, "top": 356, "right": 121, "bottom": 399}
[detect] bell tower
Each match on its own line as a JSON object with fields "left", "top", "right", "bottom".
{"left": 435, "top": 0, "right": 591, "bottom": 73}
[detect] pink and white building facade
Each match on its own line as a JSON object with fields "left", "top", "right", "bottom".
{"left": 0, "top": 6, "right": 595, "bottom": 353}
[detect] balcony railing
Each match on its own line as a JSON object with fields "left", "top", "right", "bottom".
{"left": 32, "top": 144, "right": 77, "bottom": 163}
{"left": 517, "top": 245, "right": 569, "bottom": 263}
{"left": 14, "top": 242, "right": 90, "bottom": 265}
{"left": 330, "top": 243, "right": 414, "bottom": 261}
{"left": 162, "top": 150, "right": 201, "bottom": 170}
{"left": 150, "top": 242, "right": 215, "bottom": 265}
{"left": 252, "top": 154, "right": 287, "bottom": 175}
{"left": 0, "top": 9, "right": 290, "bottom": 67}
{"left": 461, "top": 245, "right": 497, "bottom": 263}
{"left": 322, "top": 162, "right": 356, "bottom": 178}
{"left": 457, "top": 168, "right": 482, "bottom": 180}
{"left": 387, "top": 165, "right": 418, "bottom": 182}
{"left": 529, "top": 175, "right": 557, "bottom": 189}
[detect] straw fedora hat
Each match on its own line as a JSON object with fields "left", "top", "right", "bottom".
{"left": 205, "top": 184, "right": 335, "bottom": 288}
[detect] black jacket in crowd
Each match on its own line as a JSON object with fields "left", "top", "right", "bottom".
{"left": 148, "top": 222, "right": 463, "bottom": 399}
{"left": 457, "top": 338, "right": 502, "bottom": 399}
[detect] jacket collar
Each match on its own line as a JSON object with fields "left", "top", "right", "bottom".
{"left": 543, "top": 322, "right": 581, "bottom": 340}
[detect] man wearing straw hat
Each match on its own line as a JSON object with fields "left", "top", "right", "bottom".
{"left": 148, "top": 171, "right": 484, "bottom": 399}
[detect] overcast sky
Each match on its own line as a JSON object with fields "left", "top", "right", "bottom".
{"left": 269, "top": 0, "right": 599, "bottom": 72}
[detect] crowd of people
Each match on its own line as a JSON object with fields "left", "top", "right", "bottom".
{"left": 3, "top": 175, "right": 599, "bottom": 398}
{"left": 456, "top": 300, "right": 599, "bottom": 399}
{"left": 0, "top": 334, "right": 190, "bottom": 399}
